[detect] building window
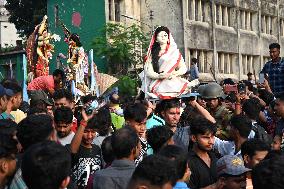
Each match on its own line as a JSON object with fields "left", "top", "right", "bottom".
{"left": 261, "top": 15, "right": 276, "bottom": 35}
{"left": 187, "top": 0, "right": 210, "bottom": 22}
{"left": 215, "top": 4, "right": 231, "bottom": 27}
{"left": 217, "top": 52, "right": 234, "bottom": 74}
{"left": 189, "top": 49, "right": 213, "bottom": 73}
{"left": 239, "top": 9, "right": 255, "bottom": 31}
{"left": 109, "top": 0, "right": 120, "bottom": 22}
{"left": 280, "top": 19, "right": 284, "bottom": 37}
{"left": 241, "top": 55, "right": 261, "bottom": 75}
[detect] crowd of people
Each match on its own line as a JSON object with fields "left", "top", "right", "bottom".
{"left": 0, "top": 41, "right": 284, "bottom": 189}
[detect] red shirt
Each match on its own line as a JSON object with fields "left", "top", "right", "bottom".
{"left": 27, "top": 75, "right": 54, "bottom": 91}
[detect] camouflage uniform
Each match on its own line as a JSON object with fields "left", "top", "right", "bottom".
{"left": 208, "top": 105, "right": 233, "bottom": 140}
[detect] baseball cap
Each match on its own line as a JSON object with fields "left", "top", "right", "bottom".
{"left": 29, "top": 91, "right": 53, "bottom": 106}
{"left": 0, "top": 84, "right": 14, "bottom": 97}
{"left": 217, "top": 155, "right": 251, "bottom": 177}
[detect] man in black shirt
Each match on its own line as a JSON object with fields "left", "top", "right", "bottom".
{"left": 188, "top": 117, "right": 218, "bottom": 189}
{"left": 68, "top": 115, "right": 102, "bottom": 189}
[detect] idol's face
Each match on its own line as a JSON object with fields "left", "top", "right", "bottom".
{"left": 156, "top": 31, "right": 169, "bottom": 45}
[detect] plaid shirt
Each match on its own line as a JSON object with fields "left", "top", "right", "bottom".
{"left": 261, "top": 58, "right": 284, "bottom": 96}
{"left": 9, "top": 168, "right": 28, "bottom": 189}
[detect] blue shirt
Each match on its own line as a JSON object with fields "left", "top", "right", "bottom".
{"left": 261, "top": 58, "right": 284, "bottom": 96}
{"left": 190, "top": 64, "right": 199, "bottom": 80}
{"left": 0, "top": 112, "right": 15, "bottom": 121}
{"left": 174, "top": 181, "right": 190, "bottom": 189}
{"left": 146, "top": 114, "right": 165, "bottom": 130}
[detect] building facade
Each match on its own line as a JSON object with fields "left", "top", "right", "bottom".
{"left": 0, "top": 0, "right": 21, "bottom": 48}
{"left": 112, "top": 0, "right": 283, "bottom": 82}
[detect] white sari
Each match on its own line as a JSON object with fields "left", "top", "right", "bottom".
{"left": 141, "top": 31, "right": 192, "bottom": 99}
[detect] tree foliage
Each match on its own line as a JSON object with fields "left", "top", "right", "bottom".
{"left": 5, "top": 0, "right": 47, "bottom": 38}
{"left": 92, "top": 23, "right": 150, "bottom": 76}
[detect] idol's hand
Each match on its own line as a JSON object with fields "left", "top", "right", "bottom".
{"left": 158, "top": 72, "right": 171, "bottom": 79}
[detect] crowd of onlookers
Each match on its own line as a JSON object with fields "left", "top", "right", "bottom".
{"left": 0, "top": 42, "right": 284, "bottom": 189}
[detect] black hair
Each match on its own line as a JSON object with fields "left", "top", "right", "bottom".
{"left": 111, "top": 127, "right": 139, "bottom": 159}
{"left": 52, "top": 69, "right": 65, "bottom": 79}
{"left": 252, "top": 155, "right": 284, "bottom": 189}
{"left": 158, "top": 145, "right": 188, "bottom": 180}
{"left": 0, "top": 133, "right": 18, "bottom": 158}
{"left": 159, "top": 99, "right": 180, "bottom": 113}
{"left": 19, "top": 101, "right": 30, "bottom": 113}
{"left": 101, "top": 136, "right": 115, "bottom": 165}
{"left": 22, "top": 141, "right": 71, "bottom": 189}
{"left": 222, "top": 78, "right": 235, "bottom": 85}
{"left": 230, "top": 114, "right": 252, "bottom": 138}
{"left": 54, "top": 106, "right": 73, "bottom": 124}
{"left": 242, "top": 98, "right": 261, "bottom": 120}
{"left": 247, "top": 72, "right": 253, "bottom": 76}
{"left": 53, "top": 89, "right": 73, "bottom": 102}
{"left": 1, "top": 80, "right": 22, "bottom": 94}
{"left": 241, "top": 139, "right": 270, "bottom": 159}
{"left": 276, "top": 92, "right": 284, "bottom": 102}
{"left": 17, "top": 114, "right": 54, "bottom": 151}
{"left": 191, "top": 58, "right": 198, "bottom": 63}
{"left": 258, "top": 89, "right": 275, "bottom": 106}
{"left": 27, "top": 107, "right": 47, "bottom": 116}
{"left": 81, "top": 94, "right": 96, "bottom": 104}
{"left": 264, "top": 150, "right": 283, "bottom": 160}
{"left": 190, "top": 117, "right": 217, "bottom": 135}
{"left": 146, "top": 126, "right": 174, "bottom": 153}
{"left": 151, "top": 26, "right": 170, "bottom": 73}
{"left": 109, "top": 93, "right": 120, "bottom": 104}
{"left": 128, "top": 155, "right": 177, "bottom": 188}
{"left": 29, "top": 99, "right": 47, "bottom": 110}
{"left": 69, "top": 33, "right": 82, "bottom": 47}
{"left": 87, "top": 107, "right": 111, "bottom": 136}
{"left": 124, "top": 103, "right": 147, "bottom": 123}
{"left": 269, "top": 43, "right": 280, "bottom": 49}
{"left": 0, "top": 119, "right": 17, "bottom": 136}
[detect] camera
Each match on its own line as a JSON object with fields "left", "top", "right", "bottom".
{"left": 85, "top": 100, "right": 99, "bottom": 115}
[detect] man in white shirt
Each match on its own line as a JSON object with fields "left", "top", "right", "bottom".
{"left": 54, "top": 106, "right": 75, "bottom": 145}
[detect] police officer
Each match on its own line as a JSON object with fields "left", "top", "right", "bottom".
{"left": 202, "top": 82, "right": 232, "bottom": 140}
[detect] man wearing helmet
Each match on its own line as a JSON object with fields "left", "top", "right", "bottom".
{"left": 201, "top": 82, "right": 233, "bottom": 140}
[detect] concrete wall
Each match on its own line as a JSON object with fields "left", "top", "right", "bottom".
{"left": 140, "top": 0, "right": 185, "bottom": 54}
{"left": 138, "top": 0, "right": 284, "bottom": 81}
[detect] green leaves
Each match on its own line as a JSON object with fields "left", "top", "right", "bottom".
{"left": 5, "top": 0, "right": 47, "bottom": 38}
{"left": 91, "top": 22, "right": 150, "bottom": 75}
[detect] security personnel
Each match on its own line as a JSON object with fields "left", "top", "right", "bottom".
{"left": 202, "top": 82, "right": 232, "bottom": 140}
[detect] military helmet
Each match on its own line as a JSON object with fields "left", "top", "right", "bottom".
{"left": 201, "top": 82, "right": 224, "bottom": 99}
{"left": 197, "top": 84, "right": 206, "bottom": 96}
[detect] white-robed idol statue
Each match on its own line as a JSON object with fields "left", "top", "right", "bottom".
{"left": 141, "top": 26, "right": 199, "bottom": 99}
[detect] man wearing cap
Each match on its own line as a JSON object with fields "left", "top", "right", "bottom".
{"left": 1, "top": 80, "right": 23, "bottom": 121}
{"left": 27, "top": 69, "right": 64, "bottom": 99}
{"left": 0, "top": 84, "right": 14, "bottom": 118}
{"left": 216, "top": 155, "right": 250, "bottom": 189}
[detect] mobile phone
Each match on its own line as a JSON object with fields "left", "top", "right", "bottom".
{"left": 259, "top": 73, "right": 265, "bottom": 84}
{"left": 224, "top": 85, "right": 238, "bottom": 93}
